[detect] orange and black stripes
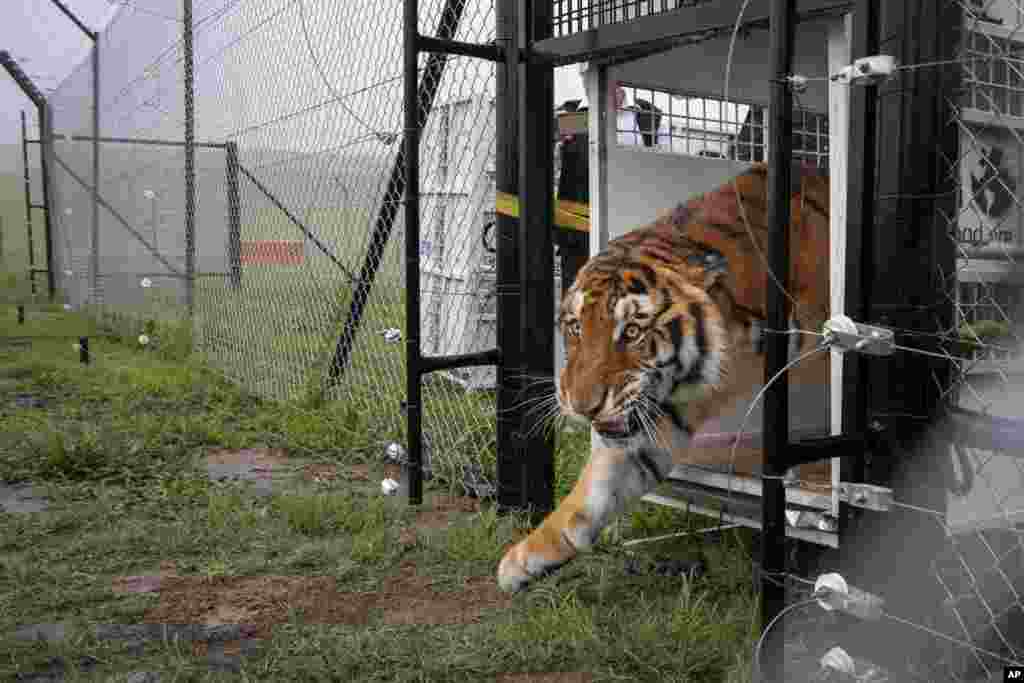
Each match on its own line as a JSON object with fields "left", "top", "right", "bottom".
{"left": 496, "top": 163, "right": 831, "bottom": 593}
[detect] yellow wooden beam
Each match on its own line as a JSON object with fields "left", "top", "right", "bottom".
{"left": 495, "top": 191, "right": 590, "bottom": 233}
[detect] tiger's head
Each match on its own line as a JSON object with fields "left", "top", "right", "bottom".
{"left": 557, "top": 252, "right": 735, "bottom": 445}
{"left": 555, "top": 162, "right": 830, "bottom": 445}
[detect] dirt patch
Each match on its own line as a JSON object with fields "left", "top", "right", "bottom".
{"left": 384, "top": 463, "right": 403, "bottom": 481}
{"left": 377, "top": 561, "right": 511, "bottom": 626}
{"left": 139, "top": 561, "right": 508, "bottom": 635}
{"left": 191, "top": 638, "right": 243, "bottom": 657}
{"left": 433, "top": 495, "right": 481, "bottom": 514}
{"left": 398, "top": 527, "right": 419, "bottom": 547}
{"left": 494, "top": 674, "right": 592, "bottom": 683}
{"left": 111, "top": 561, "right": 179, "bottom": 595}
{"left": 301, "top": 463, "right": 372, "bottom": 483}
{"left": 143, "top": 575, "right": 376, "bottom": 638}
{"left": 301, "top": 464, "right": 339, "bottom": 483}
{"left": 206, "top": 447, "right": 289, "bottom": 467}
{"left": 413, "top": 494, "right": 483, "bottom": 530}
{"left": 414, "top": 510, "right": 455, "bottom": 530}
{"left": 347, "top": 464, "right": 371, "bottom": 481}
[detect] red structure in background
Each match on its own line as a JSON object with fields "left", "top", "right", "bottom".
{"left": 239, "top": 240, "right": 304, "bottom": 265}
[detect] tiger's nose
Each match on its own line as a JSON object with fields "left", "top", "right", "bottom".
{"left": 572, "top": 387, "right": 608, "bottom": 419}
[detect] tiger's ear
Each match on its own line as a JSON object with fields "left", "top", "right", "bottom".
{"left": 686, "top": 248, "right": 729, "bottom": 291}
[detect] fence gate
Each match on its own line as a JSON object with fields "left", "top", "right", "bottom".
{"left": 768, "top": 0, "right": 1024, "bottom": 681}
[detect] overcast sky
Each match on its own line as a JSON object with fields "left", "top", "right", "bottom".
{"left": 0, "top": 0, "right": 586, "bottom": 160}
{"left": 1, "top": 0, "right": 119, "bottom": 147}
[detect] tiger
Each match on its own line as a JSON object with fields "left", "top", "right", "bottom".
{"left": 497, "top": 161, "right": 831, "bottom": 593}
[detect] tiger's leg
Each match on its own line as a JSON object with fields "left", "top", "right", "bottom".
{"left": 497, "top": 440, "right": 674, "bottom": 593}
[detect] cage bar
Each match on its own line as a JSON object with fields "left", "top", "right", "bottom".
{"left": 759, "top": 1, "right": 797, "bottom": 680}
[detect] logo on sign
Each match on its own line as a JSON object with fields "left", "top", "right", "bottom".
{"left": 970, "top": 145, "right": 1015, "bottom": 220}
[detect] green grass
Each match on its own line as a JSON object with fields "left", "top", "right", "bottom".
{"left": 0, "top": 308, "right": 760, "bottom": 682}
{"left": 0, "top": 160, "right": 758, "bottom": 681}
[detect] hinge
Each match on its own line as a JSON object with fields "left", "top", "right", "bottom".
{"left": 823, "top": 315, "right": 895, "bottom": 356}
{"left": 837, "top": 482, "right": 893, "bottom": 512}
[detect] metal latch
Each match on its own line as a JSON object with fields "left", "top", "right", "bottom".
{"left": 823, "top": 315, "right": 895, "bottom": 356}
{"left": 837, "top": 482, "right": 893, "bottom": 512}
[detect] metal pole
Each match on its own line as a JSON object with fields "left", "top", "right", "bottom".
{"left": 90, "top": 40, "right": 101, "bottom": 307}
{"left": 514, "top": 0, "right": 556, "bottom": 515}
{"left": 842, "top": 0, "right": 879, "bottom": 492}
{"left": 494, "top": 0, "right": 523, "bottom": 510}
{"left": 20, "top": 110, "right": 37, "bottom": 297}
{"left": 40, "top": 103, "right": 56, "bottom": 300}
{"left": 50, "top": 134, "right": 225, "bottom": 149}
{"left": 225, "top": 141, "right": 242, "bottom": 289}
{"left": 184, "top": 0, "right": 196, "bottom": 318}
{"left": 404, "top": 0, "right": 424, "bottom": 506}
{"left": 760, "top": 0, "right": 796, "bottom": 681}
{"left": 48, "top": 0, "right": 98, "bottom": 40}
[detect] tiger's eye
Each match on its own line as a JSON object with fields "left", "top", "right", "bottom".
{"left": 623, "top": 323, "right": 642, "bottom": 340}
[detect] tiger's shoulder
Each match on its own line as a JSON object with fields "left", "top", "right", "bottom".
{"left": 598, "top": 162, "right": 830, "bottom": 325}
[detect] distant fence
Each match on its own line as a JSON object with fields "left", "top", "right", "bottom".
{"left": 33, "top": 0, "right": 505, "bottom": 491}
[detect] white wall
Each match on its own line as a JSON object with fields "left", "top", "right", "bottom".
{"left": 603, "top": 17, "right": 833, "bottom": 239}
{"left": 585, "top": 17, "right": 841, "bottom": 439}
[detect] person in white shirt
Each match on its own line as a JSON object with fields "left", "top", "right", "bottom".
{"left": 569, "top": 82, "right": 671, "bottom": 148}
{"left": 616, "top": 86, "right": 671, "bottom": 148}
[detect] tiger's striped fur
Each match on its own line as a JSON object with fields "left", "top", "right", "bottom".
{"left": 497, "top": 162, "right": 830, "bottom": 593}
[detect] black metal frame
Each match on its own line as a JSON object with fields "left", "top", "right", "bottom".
{"left": 532, "top": 0, "right": 852, "bottom": 65}
{"left": 398, "top": 1, "right": 987, "bottom": 678}
{"left": 184, "top": 0, "right": 196, "bottom": 318}
{"left": 0, "top": 51, "right": 56, "bottom": 301}
{"left": 394, "top": 0, "right": 557, "bottom": 510}
{"left": 20, "top": 111, "right": 39, "bottom": 298}
{"left": 759, "top": 3, "right": 797, "bottom": 679}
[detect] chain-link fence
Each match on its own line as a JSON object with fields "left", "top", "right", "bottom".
{"left": 752, "top": 1, "right": 1024, "bottom": 679}
{"left": 40, "top": 0, "right": 505, "bottom": 492}
{"left": 928, "top": 0, "right": 1024, "bottom": 676}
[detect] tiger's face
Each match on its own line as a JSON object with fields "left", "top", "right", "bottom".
{"left": 557, "top": 260, "right": 731, "bottom": 446}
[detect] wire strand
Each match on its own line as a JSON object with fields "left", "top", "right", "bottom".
{"left": 751, "top": 597, "right": 822, "bottom": 679}
{"left": 297, "top": 0, "right": 386, "bottom": 138}
{"left": 882, "top": 610, "right": 1024, "bottom": 668}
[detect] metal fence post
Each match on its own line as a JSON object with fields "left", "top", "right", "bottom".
{"left": 91, "top": 40, "right": 100, "bottom": 307}
{"left": 494, "top": 0, "right": 523, "bottom": 512}
{"left": 512, "top": 0, "right": 555, "bottom": 515}
{"left": 760, "top": 0, "right": 796, "bottom": 680}
{"left": 225, "top": 141, "right": 242, "bottom": 290}
{"left": 20, "top": 110, "right": 37, "bottom": 297}
{"left": 404, "top": 0, "right": 424, "bottom": 505}
{"left": 40, "top": 103, "right": 56, "bottom": 301}
{"left": 184, "top": 0, "right": 196, "bottom": 317}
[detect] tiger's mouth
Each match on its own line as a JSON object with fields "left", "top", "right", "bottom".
{"left": 593, "top": 413, "right": 642, "bottom": 440}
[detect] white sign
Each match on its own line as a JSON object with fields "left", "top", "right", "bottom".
{"left": 958, "top": 126, "right": 1021, "bottom": 249}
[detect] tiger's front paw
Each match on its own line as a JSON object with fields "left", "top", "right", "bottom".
{"left": 497, "top": 531, "right": 576, "bottom": 593}
{"left": 497, "top": 543, "right": 532, "bottom": 593}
